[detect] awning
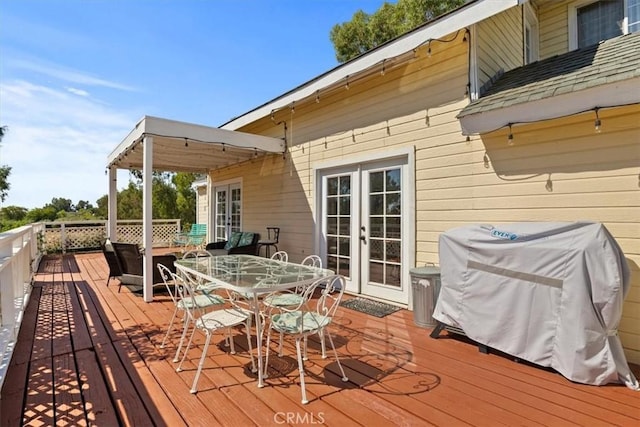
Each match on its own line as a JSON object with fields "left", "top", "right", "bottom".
{"left": 458, "top": 33, "right": 640, "bottom": 135}
{"left": 108, "top": 115, "right": 285, "bottom": 172}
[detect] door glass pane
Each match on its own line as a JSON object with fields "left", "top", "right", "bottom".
{"left": 327, "top": 217, "right": 337, "bottom": 234}
{"left": 370, "top": 217, "right": 383, "bottom": 238}
{"left": 367, "top": 167, "right": 402, "bottom": 288}
{"left": 386, "top": 193, "right": 400, "bottom": 215}
{"left": 369, "top": 261, "right": 384, "bottom": 283}
{"left": 328, "top": 177, "right": 338, "bottom": 195}
{"left": 370, "top": 171, "right": 383, "bottom": 192}
{"left": 386, "top": 169, "right": 401, "bottom": 191}
{"left": 325, "top": 174, "right": 351, "bottom": 279}
{"left": 339, "top": 176, "right": 351, "bottom": 195}
{"left": 215, "top": 190, "right": 227, "bottom": 241}
{"left": 386, "top": 217, "right": 400, "bottom": 238}
{"left": 370, "top": 194, "right": 383, "bottom": 215}
{"left": 230, "top": 187, "right": 241, "bottom": 232}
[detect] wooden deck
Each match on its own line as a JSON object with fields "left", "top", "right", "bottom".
{"left": 1, "top": 252, "right": 639, "bottom": 426}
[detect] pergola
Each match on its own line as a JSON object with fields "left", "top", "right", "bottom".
{"left": 107, "top": 115, "right": 285, "bottom": 301}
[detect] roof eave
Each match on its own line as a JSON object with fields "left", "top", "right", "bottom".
{"left": 458, "top": 77, "right": 640, "bottom": 135}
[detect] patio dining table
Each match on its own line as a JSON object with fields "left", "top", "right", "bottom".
{"left": 174, "top": 254, "right": 335, "bottom": 387}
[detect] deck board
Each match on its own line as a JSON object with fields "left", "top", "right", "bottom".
{"left": 2, "top": 252, "right": 639, "bottom": 426}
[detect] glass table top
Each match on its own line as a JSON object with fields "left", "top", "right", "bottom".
{"left": 174, "top": 254, "right": 335, "bottom": 293}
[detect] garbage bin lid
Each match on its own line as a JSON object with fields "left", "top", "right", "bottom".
{"left": 410, "top": 266, "right": 440, "bottom": 276}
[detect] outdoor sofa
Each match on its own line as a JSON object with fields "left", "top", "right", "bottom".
{"left": 205, "top": 231, "right": 260, "bottom": 256}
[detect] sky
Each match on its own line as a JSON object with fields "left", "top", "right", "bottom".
{"left": 0, "top": 0, "right": 386, "bottom": 209}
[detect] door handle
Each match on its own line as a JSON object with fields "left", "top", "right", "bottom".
{"left": 360, "top": 235, "right": 367, "bottom": 244}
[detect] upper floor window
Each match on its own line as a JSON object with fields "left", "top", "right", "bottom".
{"left": 570, "top": 0, "right": 639, "bottom": 50}
{"left": 524, "top": 3, "right": 539, "bottom": 64}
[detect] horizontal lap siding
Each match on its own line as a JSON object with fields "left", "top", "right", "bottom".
{"left": 538, "top": 0, "right": 570, "bottom": 59}
{"left": 477, "top": 6, "right": 523, "bottom": 91}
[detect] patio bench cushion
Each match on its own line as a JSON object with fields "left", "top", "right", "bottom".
{"left": 206, "top": 232, "right": 260, "bottom": 256}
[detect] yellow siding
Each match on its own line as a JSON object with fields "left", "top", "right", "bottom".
{"left": 210, "top": 28, "right": 640, "bottom": 364}
{"left": 537, "top": 0, "right": 570, "bottom": 58}
{"left": 476, "top": 6, "right": 523, "bottom": 92}
{"left": 196, "top": 187, "right": 207, "bottom": 225}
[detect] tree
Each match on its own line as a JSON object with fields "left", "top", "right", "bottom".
{"left": 330, "top": 0, "right": 466, "bottom": 63}
{"left": 0, "top": 126, "right": 11, "bottom": 202}
{"left": 0, "top": 205, "right": 28, "bottom": 221}
{"left": 47, "top": 197, "right": 74, "bottom": 213}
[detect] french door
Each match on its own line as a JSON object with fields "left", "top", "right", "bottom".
{"left": 212, "top": 183, "right": 242, "bottom": 242}
{"left": 320, "top": 157, "right": 410, "bottom": 304}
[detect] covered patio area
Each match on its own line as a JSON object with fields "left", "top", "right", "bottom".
{"left": 106, "top": 116, "right": 285, "bottom": 301}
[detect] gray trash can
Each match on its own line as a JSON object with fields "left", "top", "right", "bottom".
{"left": 409, "top": 266, "right": 441, "bottom": 328}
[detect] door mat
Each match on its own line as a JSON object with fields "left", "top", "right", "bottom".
{"left": 339, "top": 298, "right": 401, "bottom": 318}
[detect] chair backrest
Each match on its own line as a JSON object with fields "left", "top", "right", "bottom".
{"left": 270, "top": 251, "right": 288, "bottom": 262}
{"left": 157, "top": 263, "right": 180, "bottom": 305}
{"left": 102, "top": 241, "right": 123, "bottom": 277}
{"left": 301, "top": 255, "right": 322, "bottom": 268}
{"left": 189, "top": 223, "right": 207, "bottom": 236}
{"left": 111, "top": 242, "right": 143, "bottom": 276}
{"left": 280, "top": 275, "right": 345, "bottom": 333}
{"left": 266, "top": 227, "right": 280, "bottom": 243}
{"left": 315, "top": 275, "right": 346, "bottom": 320}
{"left": 182, "top": 249, "right": 211, "bottom": 259}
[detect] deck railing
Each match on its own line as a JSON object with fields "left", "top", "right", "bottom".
{"left": 0, "top": 219, "right": 183, "bottom": 388}
{"left": 0, "top": 223, "right": 42, "bottom": 389}
{"left": 40, "top": 219, "right": 181, "bottom": 253}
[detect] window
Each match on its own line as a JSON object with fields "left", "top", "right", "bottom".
{"left": 569, "top": 0, "right": 640, "bottom": 50}
{"left": 524, "top": 4, "right": 539, "bottom": 64}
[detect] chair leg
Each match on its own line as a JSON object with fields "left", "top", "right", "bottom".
{"left": 319, "top": 330, "right": 327, "bottom": 359}
{"left": 190, "top": 331, "right": 212, "bottom": 394}
{"left": 160, "top": 308, "right": 179, "bottom": 349}
{"left": 325, "top": 330, "right": 349, "bottom": 382}
{"left": 264, "top": 324, "right": 273, "bottom": 378}
{"left": 174, "top": 314, "right": 192, "bottom": 363}
{"left": 177, "top": 325, "right": 198, "bottom": 372}
{"left": 106, "top": 276, "right": 111, "bottom": 287}
{"left": 295, "top": 338, "right": 309, "bottom": 404}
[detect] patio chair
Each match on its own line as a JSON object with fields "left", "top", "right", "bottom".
{"left": 157, "top": 264, "right": 226, "bottom": 362}
{"left": 264, "top": 275, "right": 348, "bottom": 404}
{"left": 257, "top": 227, "right": 280, "bottom": 258}
{"left": 101, "top": 240, "right": 122, "bottom": 287}
{"left": 174, "top": 223, "right": 207, "bottom": 249}
{"left": 270, "top": 251, "right": 288, "bottom": 262}
{"left": 175, "top": 271, "right": 256, "bottom": 394}
{"left": 110, "top": 242, "right": 177, "bottom": 293}
{"left": 301, "top": 254, "right": 322, "bottom": 268}
{"left": 262, "top": 253, "right": 320, "bottom": 317}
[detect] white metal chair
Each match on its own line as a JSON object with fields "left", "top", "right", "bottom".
{"left": 270, "top": 251, "right": 288, "bottom": 262}
{"left": 264, "top": 275, "right": 349, "bottom": 404}
{"left": 157, "top": 264, "right": 225, "bottom": 362}
{"left": 300, "top": 254, "right": 322, "bottom": 268}
{"left": 175, "top": 273, "right": 256, "bottom": 394}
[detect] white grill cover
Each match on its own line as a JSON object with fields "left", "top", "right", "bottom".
{"left": 433, "top": 222, "right": 638, "bottom": 389}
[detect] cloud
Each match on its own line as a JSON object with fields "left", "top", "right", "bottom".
{"left": 7, "top": 57, "right": 138, "bottom": 92}
{"left": 0, "top": 79, "right": 142, "bottom": 208}
{"left": 67, "top": 87, "right": 90, "bottom": 97}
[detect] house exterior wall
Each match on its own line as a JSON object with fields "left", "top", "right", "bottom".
{"left": 476, "top": 6, "right": 524, "bottom": 92}
{"left": 537, "top": 0, "right": 570, "bottom": 58}
{"left": 211, "top": 22, "right": 640, "bottom": 363}
{"left": 476, "top": 105, "right": 640, "bottom": 364}
{"left": 195, "top": 186, "right": 207, "bottom": 225}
